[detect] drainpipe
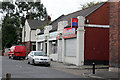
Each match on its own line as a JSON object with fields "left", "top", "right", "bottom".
{"left": 30, "top": 30, "right": 31, "bottom": 51}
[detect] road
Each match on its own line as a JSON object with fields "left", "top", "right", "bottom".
{"left": 2, "top": 56, "right": 82, "bottom": 78}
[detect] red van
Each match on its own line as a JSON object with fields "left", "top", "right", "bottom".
{"left": 9, "top": 46, "right": 26, "bottom": 59}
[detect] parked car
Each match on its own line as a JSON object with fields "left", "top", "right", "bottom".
{"left": 26, "top": 51, "right": 51, "bottom": 66}
{"left": 9, "top": 46, "right": 26, "bottom": 60}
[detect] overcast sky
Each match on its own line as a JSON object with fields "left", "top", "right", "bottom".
{"left": 41, "top": 0, "right": 107, "bottom": 21}
{"left": 0, "top": 0, "right": 108, "bottom": 22}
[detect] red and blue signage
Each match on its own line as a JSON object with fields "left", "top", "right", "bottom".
{"left": 63, "top": 28, "right": 76, "bottom": 39}
{"left": 71, "top": 18, "right": 78, "bottom": 27}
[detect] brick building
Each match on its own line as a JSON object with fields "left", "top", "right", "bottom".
{"left": 109, "top": 2, "right": 120, "bottom": 71}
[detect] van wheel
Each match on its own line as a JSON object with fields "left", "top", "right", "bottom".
{"left": 13, "top": 56, "right": 15, "bottom": 60}
{"left": 9, "top": 56, "right": 11, "bottom": 59}
{"left": 23, "top": 57, "right": 26, "bottom": 60}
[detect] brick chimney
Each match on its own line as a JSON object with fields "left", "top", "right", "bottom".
{"left": 109, "top": 2, "right": 120, "bottom": 71}
{"left": 47, "top": 16, "right": 51, "bottom": 24}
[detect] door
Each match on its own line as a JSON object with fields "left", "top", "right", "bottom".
{"left": 58, "top": 40, "right": 62, "bottom": 62}
{"left": 45, "top": 43, "right": 47, "bottom": 54}
{"left": 65, "top": 38, "right": 76, "bottom": 57}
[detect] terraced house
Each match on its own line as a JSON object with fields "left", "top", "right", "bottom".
{"left": 36, "top": 2, "right": 110, "bottom": 66}
{"left": 22, "top": 17, "right": 51, "bottom": 54}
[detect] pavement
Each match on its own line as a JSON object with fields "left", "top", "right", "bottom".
{"left": 51, "top": 61, "right": 120, "bottom": 79}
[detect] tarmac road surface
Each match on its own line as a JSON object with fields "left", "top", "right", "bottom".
{"left": 2, "top": 56, "right": 82, "bottom": 78}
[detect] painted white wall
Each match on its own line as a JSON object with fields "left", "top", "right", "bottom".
{"left": 24, "top": 20, "right": 31, "bottom": 42}
{"left": 76, "top": 16, "right": 85, "bottom": 66}
{"left": 64, "top": 56, "right": 77, "bottom": 65}
{"left": 31, "top": 30, "right": 36, "bottom": 42}
{"left": 76, "top": 27, "right": 85, "bottom": 66}
{"left": 47, "top": 38, "right": 49, "bottom": 56}
{"left": 57, "top": 21, "right": 68, "bottom": 62}
{"left": 36, "top": 41, "right": 38, "bottom": 51}
{"left": 62, "top": 38, "right": 65, "bottom": 62}
{"left": 22, "top": 20, "right": 37, "bottom": 42}
{"left": 50, "top": 54, "right": 58, "bottom": 61}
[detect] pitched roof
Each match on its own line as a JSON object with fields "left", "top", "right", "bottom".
{"left": 49, "top": 15, "right": 64, "bottom": 32}
{"left": 27, "top": 19, "right": 47, "bottom": 30}
{"left": 38, "top": 2, "right": 106, "bottom": 35}
{"left": 62, "top": 2, "right": 106, "bottom": 26}
{"left": 38, "top": 15, "right": 64, "bottom": 35}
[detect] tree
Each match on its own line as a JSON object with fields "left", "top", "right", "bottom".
{"left": 2, "top": 15, "right": 18, "bottom": 50}
{"left": 2, "top": 0, "right": 48, "bottom": 50}
{"left": 15, "top": 1, "right": 48, "bottom": 26}
{"left": 2, "top": 1, "right": 48, "bottom": 26}
{"left": 81, "top": 1, "right": 100, "bottom": 10}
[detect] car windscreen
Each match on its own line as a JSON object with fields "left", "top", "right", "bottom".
{"left": 34, "top": 52, "right": 46, "bottom": 56}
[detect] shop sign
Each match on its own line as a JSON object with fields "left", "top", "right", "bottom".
{"left": 49, "top": 32, "right": 58, "bottom": 39}
{"left": 71, "top": 18, "right": 78, "bottom": 27}
{"left": 63, "top": 28, "right": 76, "bottom": 39}
{"left": 38, "top": 35, "right": 44, "bottom": 39}
{"left": 56, "top": 36, "right": 60, "bottom": 40}
{"left": 56, "top": 35, "right": 62, "bottom": 40}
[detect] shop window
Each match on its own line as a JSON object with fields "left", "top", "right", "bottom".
{"left": 32, "top": 43, "right": 36, "bottom": 51}
{"left": 52, "top": 41, "right": 57, "bottom": 54}
{"left": 32, "top": 45, "right": 36, "bottom": 51}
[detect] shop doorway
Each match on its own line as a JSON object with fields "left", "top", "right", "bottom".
{"left": 58, "top": 40, "right": 62, "bottom": 62}
{"left": 45, "top": 43, "right": 47, "bottom": 54}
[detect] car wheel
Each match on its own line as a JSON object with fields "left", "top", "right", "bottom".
{"left": 32, "top": 59, "right": 36, "bottom": 65}
{"left": 46, "top": 64, "right": 50, "bottom": 67}
{"left": 27, "top": 61, "right": 30, "bottom": 64}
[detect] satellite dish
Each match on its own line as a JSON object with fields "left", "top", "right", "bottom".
{"left": 36, "top": 29, "right": 41, "bottom": 35}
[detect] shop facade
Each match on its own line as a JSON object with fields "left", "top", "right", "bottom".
{"left": 56, "top": 17, "right": 85, "bottom": 66}
{"left": 36, "top": 2, "right": 110, "bottom": 66}
{"left": 36, "top": 27, "right": 59, "bottom": 61}
{"left": 56, "top": 16, "right": 109, "bottom": 66}
{"left": 48, "top": 31, "right": 58, "bottom": 61}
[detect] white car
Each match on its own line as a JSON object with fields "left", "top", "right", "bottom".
{"left": 26, "top": 51, "right": 51, "bottom": 66}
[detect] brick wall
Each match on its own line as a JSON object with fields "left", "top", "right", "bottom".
{"left": 25, "top": 41, "right": 31, "bottom": 55}
{"left": 109, "top": 2, "right": 120, "bottom": 67}
{"left": 86, "top": 2, "right": 110, "bottom": 25}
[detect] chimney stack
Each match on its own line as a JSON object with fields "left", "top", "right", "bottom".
{"left": 47, "top": 16, "right": 51, "bottom": 24}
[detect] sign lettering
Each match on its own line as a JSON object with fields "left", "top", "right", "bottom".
{"left": 63, "top": 28, "right": 76, "bottom": 39}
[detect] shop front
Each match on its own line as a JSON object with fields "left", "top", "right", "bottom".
{"left": 49, "top": 31, "right": 58, "bottom": 61}
{"left": 62, "top": 27, "right": 77, "bottom": 64}
{"left": 36, "top": 34, "right": 45, "bottom": 52}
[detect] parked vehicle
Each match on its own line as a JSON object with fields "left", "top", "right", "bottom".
{"left": 9, "top": 46, "right": 26, "bottom": 60}
{"left": 26, "top": 51, "right": 51, "bottom": 66}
